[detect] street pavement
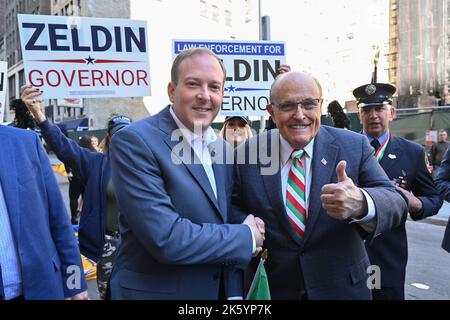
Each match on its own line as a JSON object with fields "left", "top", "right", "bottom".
{"left": 405, "top": 218, "right": 450, "bottom": 300}
{"left": 49, "top": 153, "right": 450, "bottom": 300}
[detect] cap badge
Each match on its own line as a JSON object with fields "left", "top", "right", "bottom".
{"left": 365, "top": 84, "right": 377, "bottom": 95}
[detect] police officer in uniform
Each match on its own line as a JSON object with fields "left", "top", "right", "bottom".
{"left": 354, "top": 82, "right": 443, "bottom": 300}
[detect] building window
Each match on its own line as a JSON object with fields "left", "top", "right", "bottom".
{"left": 212, "top": 4, "right": 219, "bottom": 22}
{"left": 245, "top": 0, "right": 252, "bottom": 22}
{"left": 225, "top": 10, "right": 231, "bottom": 26}
{"left": 391, "top": 16, "right": 397, "bottom": 25}
{"left": 390, "top": 37, "right": 397, "bottom": 47}
{"left": 200, "top": 0, "right": 207, "bottom": 17}
{"left": 18, "top": 69, "right": 24, "bottom": 88}
{"left": 8, "top": 74, "right": 16, "bottom": 102}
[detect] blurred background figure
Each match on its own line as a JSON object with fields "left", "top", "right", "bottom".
{"left": 263, "top": 64, "right": 291, "bottom": 132}
{"left": 265, "top": 116, "right": 277, "bottom": 131}
{"left": 220, "top": 115, "right": 253, "bottom": 148}
{"left": 327, "top": 100, "right": 351, "bottom": 130}
{"left": 90, "top": 135, "right": 100, "bottom": 152}
{"left": 8, "top": 99, "right": 38, "bottom": 131}
{"left": 429, "top": 129, "right": 449, "bottom": 177}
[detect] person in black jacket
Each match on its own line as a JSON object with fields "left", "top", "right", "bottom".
{"left": 21, "top": 84, "right": 132, "bottom": 299}
{"left": 67, "top": 135, "right": 97, "bottom": 225}
{"left": 435, "top": 148, "right": 450, "bottom": 254}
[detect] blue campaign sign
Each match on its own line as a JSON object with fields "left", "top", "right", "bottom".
{"left": 174, "top": 41, "right": 284, "bottom": 56}
{"left": 173, "top": 40, "right": 286, "bottom": 116}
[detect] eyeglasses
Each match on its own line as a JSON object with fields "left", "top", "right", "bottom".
{"left": 273, "top": 98, "right": 321, "bottom": 113}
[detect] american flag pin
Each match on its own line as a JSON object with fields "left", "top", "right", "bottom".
{"left": 321, "top": 158, "right": 327, "bottom": 165}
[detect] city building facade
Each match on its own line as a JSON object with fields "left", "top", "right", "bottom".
{"left": 388, "top": 0, "right": 448, "bottom": 108}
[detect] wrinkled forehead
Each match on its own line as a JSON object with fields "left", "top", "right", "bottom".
{"left": 271, "top": 73, "right": 320, "bottom": 102}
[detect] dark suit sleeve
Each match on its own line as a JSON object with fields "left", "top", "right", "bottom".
{"left": 409, "top": 145, "right": 442, "bottom": 220}
{"left": 34, "top": 133, "right": 87, "bottom": 297}
{"left": 110, "top": 127, "right": 253, "bottom": 269}
{"left": 358, "top": 136, "right": 408, "bottom": 242}
{"left": 38, "top": 120, "right": 94, "bottom": 184}
{"left": 231, "top": 148, "right": 250, "bottom": 224}
{"left": 436, "top": 148, "right": 450, "bottom": 201}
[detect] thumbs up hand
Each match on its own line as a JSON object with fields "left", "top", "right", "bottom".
{"left": 320, "top": 160, "right": 368, "bottom": 220}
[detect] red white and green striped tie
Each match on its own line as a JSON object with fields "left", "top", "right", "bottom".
{"left": 286, "top": 149, "right": 307, "bottom": 240}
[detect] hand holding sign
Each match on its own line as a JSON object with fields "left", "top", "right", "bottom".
{"left": 21, "top": 85, "right": 46, "bottom": 123}
{"left": 320, "top": 160, "right": 368, "bottom": 220}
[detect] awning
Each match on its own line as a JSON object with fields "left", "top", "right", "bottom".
{"left": 56, "top": 118, "right": 88, "bottom": 134}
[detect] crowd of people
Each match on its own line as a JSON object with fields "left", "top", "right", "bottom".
{"left": 1, "top": 47, "right": 450, "bottom": 300}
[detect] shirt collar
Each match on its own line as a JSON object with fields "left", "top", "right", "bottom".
{"left": 364, "top": 129, "right": 390, "bottom": 146}
{"left": 280, "top": 133, "right": 314, "bottom": 166}
{"left": 169, "top": 105, "right": 217, "bottom": 146}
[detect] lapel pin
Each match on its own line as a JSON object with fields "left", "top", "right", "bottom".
{"left": 388, "top": 154, "right": 396, "bottom": 159}
{"left": 321, "top": 158, "right": 327, "bottom": 166}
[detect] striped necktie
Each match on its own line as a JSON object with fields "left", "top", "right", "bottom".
{"left": 286, "top": 149, "right": 307, "bottom": 241}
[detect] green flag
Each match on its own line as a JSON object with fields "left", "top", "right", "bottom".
{"left": 246, "top": 249, "right": 271, "bottom": 300}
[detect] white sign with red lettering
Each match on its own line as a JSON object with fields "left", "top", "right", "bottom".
{"left": 18, "top": 14, "right": 151, "bottom": 99}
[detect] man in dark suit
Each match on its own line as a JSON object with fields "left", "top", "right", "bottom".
{"left": 0, "top": 125, "right": 87, "bottom": 300}
{"left": 109, "top": 48, "right": 265, "bottom": 300}
{"left": 232, "top": 71, "right": 407, "bottom": 299}
{"left": 354, "top": 82, "right": 443, "bottom": 300}
{"left": 435, "top": 149, "right": 450, "bottom": 254}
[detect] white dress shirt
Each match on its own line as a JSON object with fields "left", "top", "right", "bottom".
{"left": 279, "top": 135, "right": 376, "bottom": 232}
{"left": 170, "top": 107, "right": 217, "bottom": 198}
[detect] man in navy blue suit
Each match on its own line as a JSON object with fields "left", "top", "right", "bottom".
{"left": 109, "top": 48, "right": 265, "bottom": 300}
{"left": 0, "top": 124, "right": 87, "bottom": 300}
{"left": 233, "top": 72, "right": 407, "bottom": 299}
{"left": 354, "top": 82, "right": 443, "bottom": 300}
{"left": 435, "top": 149, "right": 450, "bottom": 254}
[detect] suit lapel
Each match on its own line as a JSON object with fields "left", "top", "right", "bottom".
{"left": 379, "top": 135, "right": 400, "bottom": 173}
{"left": 0, "top": 132, "right": 21, "bottom": 241}
{"left": 302, "top": 127, "right": 338, "bottom": 245}
{"left": 159, "top": 106, "right": 224, "bottom": 221}
{"left": 261, "top": 130, "right": 304, "bottom": 245}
